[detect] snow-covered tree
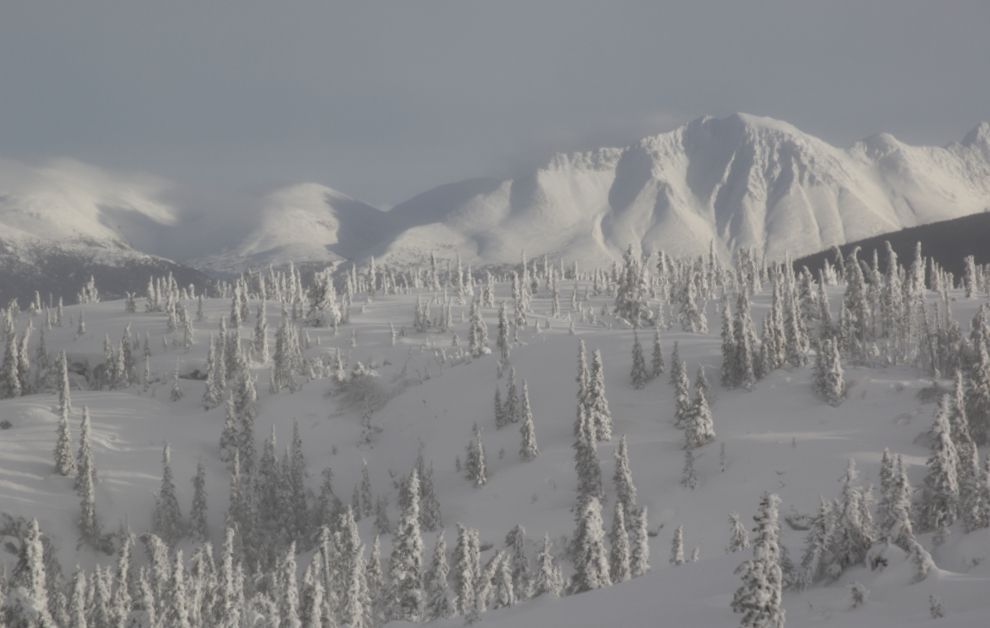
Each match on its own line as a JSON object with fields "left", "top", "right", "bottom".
{"left": 630, "top": 331, "right": 649, "bottom": 389}
{"left": 612, "top": 435, "right": 638, "bottom": 525}
{"left": 570, "top": 497, "right": 611, "bottom": 594}
{"left": 731, "top": 492, "right": 785, "bottom": 628}
{"left": 670, "top": 525, "right": 685, "bottom": 566}
{"left": 519, "top": 380, "right": 539, "bottom": 461}
{"left": 451, "top": 524, "right": 478, "bottom": 615}
{"left": 464, "top": 423, "right": 487, "bottom": 488}
{"left": 0, "top": 519, "right": 53, "bottom": 628}
{"left": 629, "top": 506, "right": 650, "bottom": 577}
{"left": 684, "top": 386, "right": 716, "bottom": 449}
{"left": 190, "top": 457, "right": 208, "bottom": 543}
{"left": 586, "top": 349, "right": 613, "bottom": 441}
{"left": 423, "top": 531, "right": 454, "bottom": 622}
{"left": 813, "top": 337, "right": 845, "bottom": 406}
{"left": 387, "top": 468, "right": 424, "bottom": 622}
{"left": 609, "top": 502, "right": 631, "bottom": 583}
{"left": 153, "top": 443, "right": 184, "bottom": 546}
{"left": 652, "top": 326, "right": 666, "bottom": 379}
{"left": 531, "top": 534, "right": 563, "bottom": 598}
{"left": 504, "top": 525, "right": 530, "bottom": 601}
{"left": 919, "top": 395, "right": 960, "bottom": 535}
{"left": 728, "top": 512, "right": 750, "bottom": 553}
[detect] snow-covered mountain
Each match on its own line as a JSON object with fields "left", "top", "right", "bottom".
{"left": 0, "top": 158, "right": 211, "bottom": 303}
{"left": 369, "top": 114, "right": 990, "bottom": 267}
{"left": 187, "top": 183, "right": 388, "bottom": 277}
{"left": 2, "top": 114, "right": 989, "bottom": 300}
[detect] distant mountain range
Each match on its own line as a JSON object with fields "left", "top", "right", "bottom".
{"left": 0, "top": 114, "right": 988, "bottom": 303}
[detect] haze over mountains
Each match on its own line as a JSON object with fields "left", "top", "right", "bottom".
{"left": 1, "top": 113, "right": 988, "bottom": 295}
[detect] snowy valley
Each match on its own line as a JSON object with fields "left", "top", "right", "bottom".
{"left": 1, "top": 246, "right": 990, "bottom": 627}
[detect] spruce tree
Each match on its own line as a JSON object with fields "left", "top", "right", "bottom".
{"left": 54, "top": 389, "right": 76, "bottom": 476}
{"left": 573, "top": 404, "right": 604, "bottom": 511}
{"left": 629, "top": 506, "right": 650, "bottom": 577}
{"left": 570, "top": 497, "right": 611, "bottom": 594}
{"left": 728, "top": 512, "right": 750, "bottom": 553}
{"left": 423, "top": 531, "right": 454, "bottom": 622}
{"left": 219, "top": 396, "right": 238, "bottom": 464}
{"left": 451, "top": 524, "right": 477, "bottom": 615}
{"left": 920, "top": 395, "right": 960, "bottom": 534}
{"left": 388, "top": 469, "right": 424, "bottom": 623}
{"left": 504, "top": 525, "right": 530, "bottom": 601}
{"left": 505, "top": 368, "right": 520, "bottom": 424}
{"left": 797, "top": 497, "right": 835, "bottom": 590}
{"left": 673, "top": 360, "right": 692, "bottom": 428}
{"left": 652, "top": 326, "right": 666, "bottom": 379}
{"left": 190, "top": 457, "right": 208, "bottom": 543}
{"left": 163, "top": 551, "right": 191, "bottom": 628}
{"left": 153, "top": 443, "right": 184, "bottom": 546}
{"left": 613, "top": 435, "right": 638, "bottom": 525}
{"left": 1, "top": 519, "right": 53, "bottom": 628}
{"left": 609, "top": 502, "right": 631, "bottom": 583}
{"left": 420, "top": 465, "right": 443, "bottom": 532}
{"left": 519, "top": 380, "right": 539, "bottom": 461}
{"left": 586, "top": 349, "right": 613, "bottom": 441}
{"left": 630, "top": 331, "right": 648, "bottom": 389}
{"left": 531, "top": 534, "right": 563, "bottom": 597}
{"left": 464, "top": 423, "right": 487, "bottom": 488}
{"left": 684, "top": 386, "right": 716, "bottom": 450}
{"left": 731, "top": 492, "right": 785, "bottom": 628}
{"left": 494, "top": 386, "right": 506, "bottom": 429}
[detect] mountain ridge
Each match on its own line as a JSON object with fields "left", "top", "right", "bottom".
{"left": 0, "top": 114, "right": 988, "bottom": 299}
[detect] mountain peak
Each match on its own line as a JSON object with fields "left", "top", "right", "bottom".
{"left": 962, "top": 121, "right": 990, "bottom": 149}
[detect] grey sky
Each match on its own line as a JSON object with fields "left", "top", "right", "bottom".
{"left": 2, "top": 1, "right": 988, "bottom": 208}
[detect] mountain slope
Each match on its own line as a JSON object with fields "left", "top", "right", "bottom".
{"left": 369, "top": 114, "right": 990, "bottom": 268}
{"left": 188, "top": 183, "right": 389, "bottom": 277}
{"left": 0, "top": 158, "right": 212, "bottom": 304}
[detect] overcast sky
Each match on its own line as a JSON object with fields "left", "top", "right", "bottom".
{"left": 2, "top": 1, "right": 989, "bottom": 208}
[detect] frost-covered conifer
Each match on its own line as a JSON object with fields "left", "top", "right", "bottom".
{"left": 154, "top": 443, "right": 184, "bottom": 546}
{"left": 684, "top": 386, "right": 716, "bottom": 450}
{"left": 728, "top": 512, "right": 750, "bottom": 553}
{"left": 1, "top": 519, "right": 53, "bottom": 628}
{"left": 494, "top": 386, "right": 506, "bottom": 429}
{"left": 190, "top": 457, "right": 208, "bottom": 543}
{"left": 586, "top": 349, "right": 613, "bottom": 441}
{"left": 652, "top": 326, "right": 665, "bottom": 378}
{"left": 628, "top": 506, "right": 650, "bottom": 577}
{"left": 451, "top": 524, "right": 477, "bottom": 615}
{"left": 170, "top": 358, "right": 183, "bottom": 401}
{"left": 163, "top": 551, "right": 191, "bottom": 628}
{"left": 609, "top": 502, "right": 631, "bottom": 583}
{"left": 612, "top": 435, "right": 637, "bottom": 524}
{"left": 832, "top": 459, "right": 876, "bottom": 571}
{"left": 813, "top": 337, "right": 845, "bottom": 406}
{"left": 920, "top": 395, "right": 960, "bottom": 534}
{"left": 519, "top": 380, "right": 539, "bottom": 461}
{"left": 420, "top": 464, "right": 443, "bottom": 532}
{"left": 374, "top": 493, "right": 390, "bottom": 536}
{"left": 573, "top": 404, "right": 604, "bottom": 511}
{"left": 570, "top": 497, "right": 611, "bottom": 593}
{"left": 732, "top": 492, "right": 784, "bottom": 628}
{"left": 388, "top": 469, "right": 424, "bottom": 623}
{"left": 54, "top": 385, "right": 76, "bottom": 476}
{"left": 496, "top": 301, "right": 511, "bottom": 365}
{"left": 423, "top": 531, "right": 454, "bottom": 622}
{"left": 505, "top": 368, "right": 519, "bottom": 424}
{"left": 630, "top": 331, "right": 648, "bottom": 389}
{"left": 797, "top": 498, "right": 837, "bottom": 591}
{"left": 219, "top": 396, "right": 237, "bottom": 464}
{"left": 464, "top": 423, "right": 487, "bottom": 488}
{"left": 1, "top": 330, "right": 21, "bottom": 398}
{"left": 673, "top": 360, "right": 692, "bottom": 428}
{"left": 528, "top": 534, "right": 562, "bottom": 598}
{"left": 670, "top": 525, "right": 685, "bottom": 566}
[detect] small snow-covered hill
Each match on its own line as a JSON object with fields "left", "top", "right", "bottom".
{"left": 370, "top": 114, "right": 990, "bottom": 267}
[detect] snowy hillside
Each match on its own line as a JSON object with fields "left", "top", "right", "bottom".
{"left": 2, "top": 249, "right": 990, "bottom": 627}
{"left": 371, "top": 114, "right": 990, "bottom": 268}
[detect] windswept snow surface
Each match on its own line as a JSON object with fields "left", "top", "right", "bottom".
{"left": 2, "top": 278, "right": 990, "bottom": 626}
